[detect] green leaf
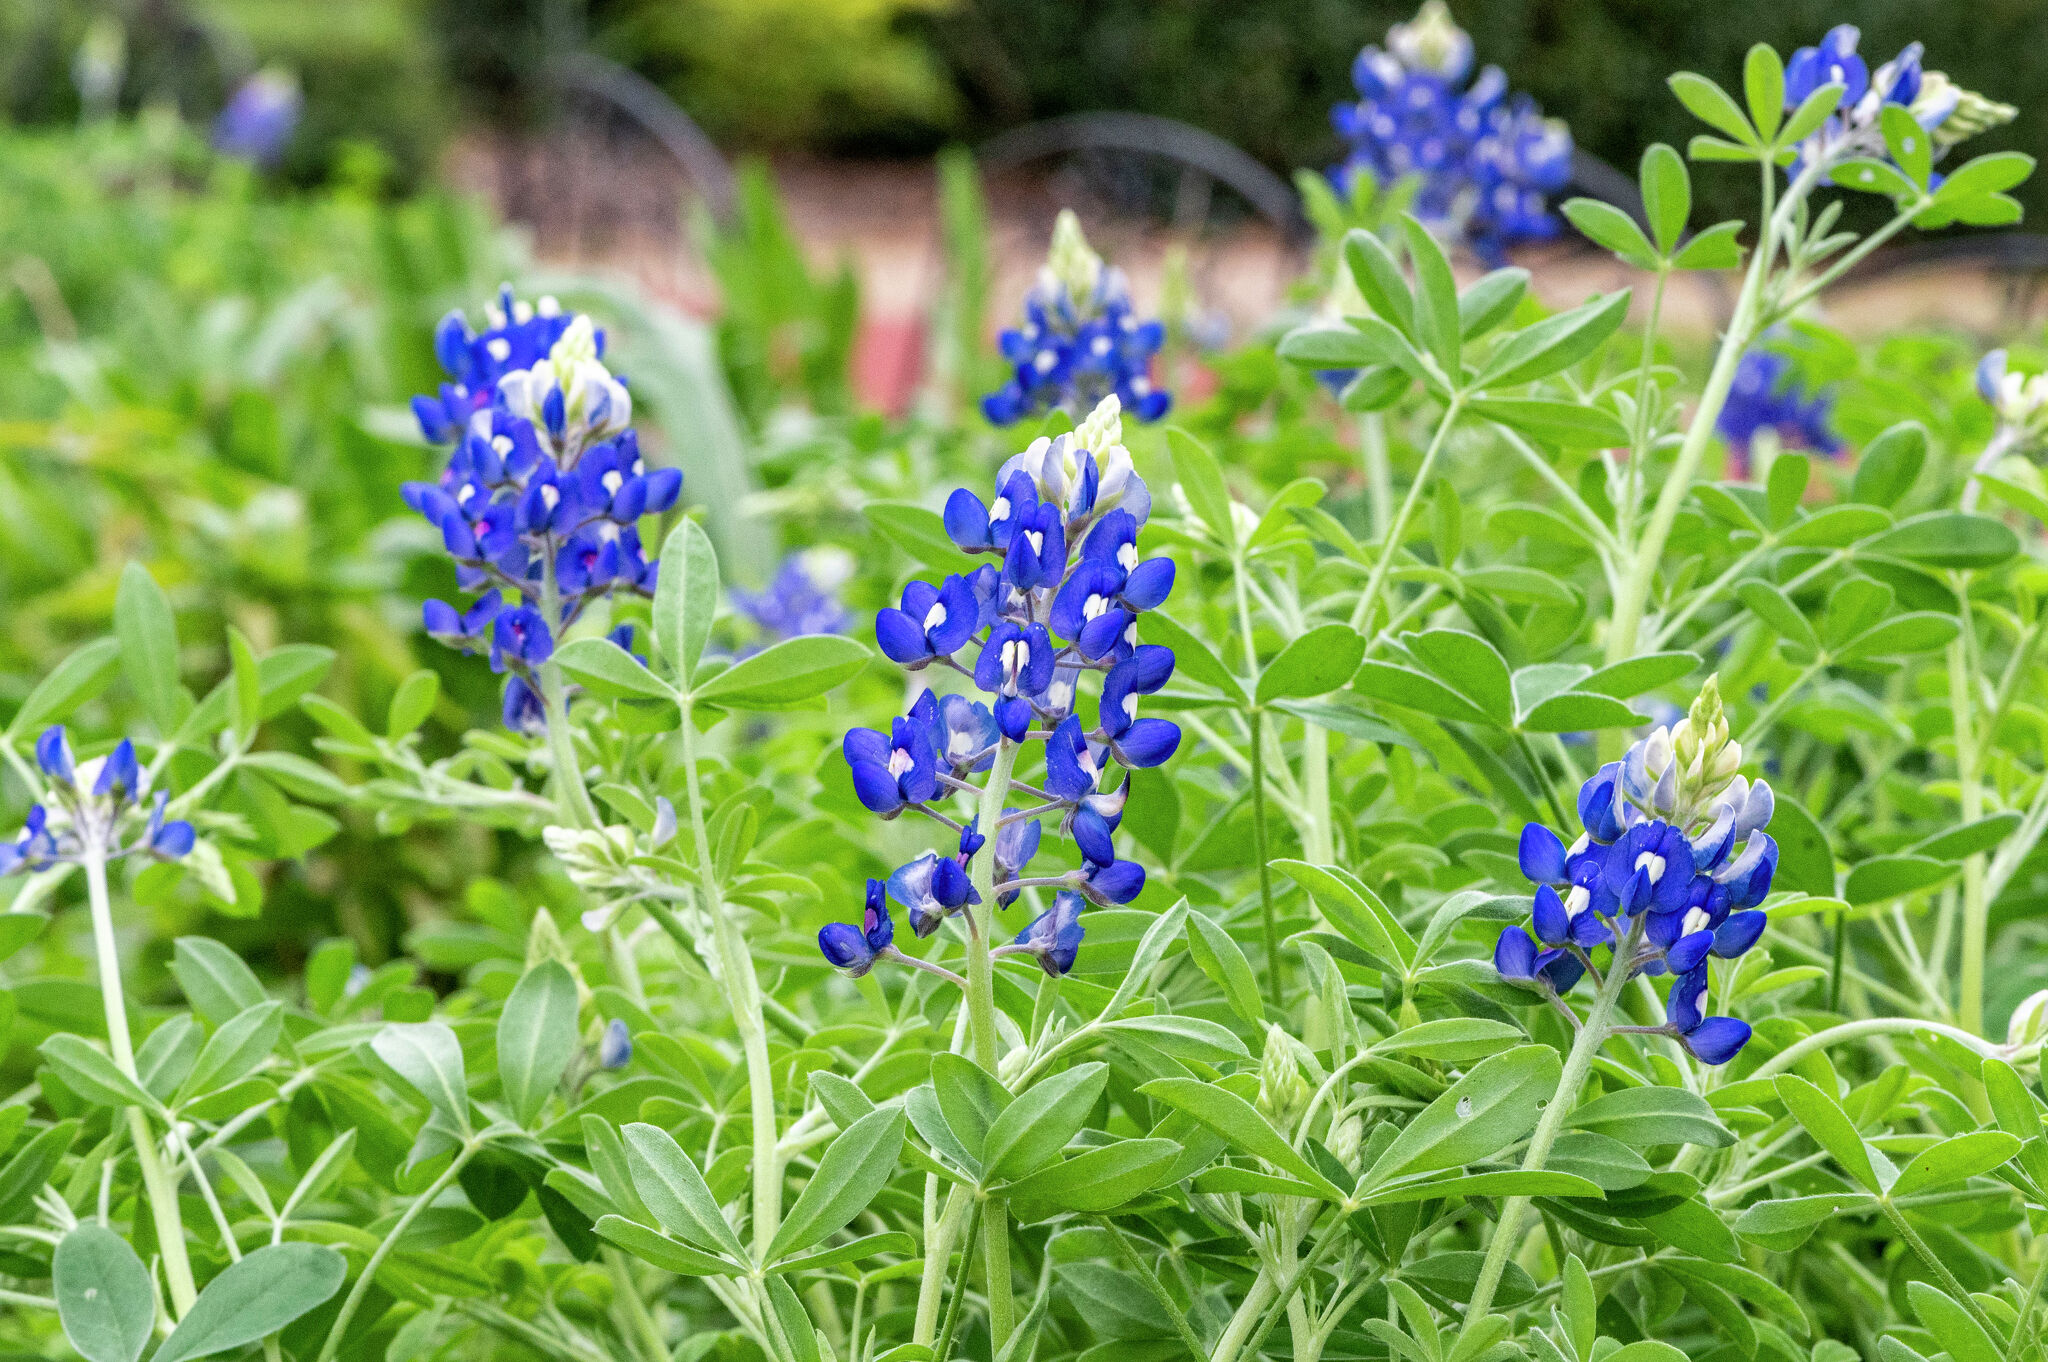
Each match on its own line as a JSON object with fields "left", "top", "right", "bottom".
{"left": 1567, "top": 1085, "right": 1734, "bottom": 1149}
{"left": 1469, "top": 398, "right": 1630, "bottom": 449}
{"left": 1910, "top": 813, "right": 2023, "bottom": 863}
{"left": 1640, "top": 144, "right": 1691, "bottom": 254}
{"left": 7, "top": 637, "right": 121, "bottom": 738}
{"left": 594, "top": 1215, "right": 741, "bottom": 1275}
{"left": 1767, "top": 452, "right": 1809, "bottom": 528}
{"left": 1781, "top": 82, "right": 1848, "bottom": 145}
{"left": 1733, "top": 1191, "right": 1873, "bottom": 1250}
{"left": 981, "top": 1063, "right": 1109, "bottom": 1182}
{"left": 654, "top": 517, "right": 721, "bottom": 684}
{"left": 499, "top": 962, "right": 579, "bottom": 1127}
{"left": 1561, "top": 199, "right": 1657, "bottom": 269}
{"left": 1273, "top": 860, "right": 1415, "bottom": 967}
{"left": 1257, "top": 623, "right": 1365, "bottom": 704}
{"left": 1340, "top": 228, "right": 1415, "bottom": 335}
{"left": 1850, "top": 422, "right": 1927, "bottom": 508}
{"left": 1881, "top": 104, "right": 1933, "bottom": 189}
{"left": 1936, "top": 150, "right": 2035, "bottom": 200}
{"left": 1781, "top": 504, "right": 1894, "bottom": 548}
{"left": 1096, "top": 1014, "right": 1251, "bottom": 1064}
{"left": 555, "top": 637, "right": 675, "bottom": 703}
{"left": 692, "top": 635, "right": 870, "bottom": 711}
{"left": 1866, "top": 511, "right": 2020, "bottom": 569}
{"left": 1167, "top": 427, "right": 1237, "bottom": 553}
{"left": 1138, "top": 1077, "right": 1346, "bottom": 1199}
{"left": 1905, "top": 1282, "right": 2001, "bottom": 1362}
{"left": 1733, "top": 580, "right": 1820, "bottom": 655}
{"left": 1668, "top": 73, "right": 1757, "bottom": 145}
{"left": 1458, "top": 267, "right": 1529, "bottom": 340}
{"left": 176, "top": 1001, "right": 283, "bottom": 1103}
{"left": 386, "top": 669, "right": 441, "bottom": 739}
{"left": 1743, "top": 44, "right": 1785, "bottom": 141}
{"left": 1400, "top": 214, "right": 1461, "bottom": 374}
{"left": 1770, "top": 795, "right": 1837, "bottom": 896}
{"left": 115, "top": 561, "right": 184, "bottom": 735}
{"left": 1774, "top": 1075, "right": 1881, "bottom": 1193}
{"left": 1890, "top": 1130, "right": 2020, "bottom": 1196}
{"left": 1403, "top": 629, "right": 1514, "bottom": 725}
{"left": 1672, "top": 220, "right": 1746, "bottom": 270}
{"left": 1836, "top": 612, "right": 1959, "bottom": 662}
{"left": 153, "top": 1243, "right": 347, "bottom": 1362}
{"left": 1277, "top": 325, "right": 1406, "bottom": 370}
{"left": 1186, "top": 911, "right": 1264, "bottom": 1026}
{"left": 1001, "top": 1138, "right": 1180, "bottom": 1218}
{"left": 1520, "top": 692, "right": 1642, "bottom": 733}
{"left": 170, "top": 937, "right": 266, "bottom": 1026}
{"left": 931, "top": 1053, "right": 1011, "bottom": 1167}
{"left": 1371, "top": 1018, "right": 1526, "bottom": 1064}
{"left": 1608, "top": 1345, "right": 1690, "bottom": 1362}
{"left": 1835, "top": 157, "right": 1919, "bottom": 201}
{"left": 372, "top": 1022, "right": 470, "bottom": 1132}
{"left": 1577, "top": 652, "right": 1698, "bottom": 699}
{"left": 225, "top": 625, "right": 260, "bottom": 742}
{"left": 622, "top": 1122, "right": 749, "bottom": 1259}
{"left": 769, "top": 1232, "right": 917, "bottom": 1275}
{"left": 1140, "top": 613, "right": 1248, "bottom": 706}
{"left": 1359, "top": 1045, "right": 1562, "bottom": 1191}
{"left": 1844, "top": 855, "right": 1957, "bottom": 907}
{"left": 1478, "top": 291, "right": 1632, "bottom": 388}
{"left": 39, "top": 1035, "right": 162, "bottom": 1114}
{"left": 1351, "top": 660, "right": 1493, "bottom": 726}
{"left": 1340, "top": 364, "right": 1413, "bottom": 412}
{"left": 766, "top": 1106, "right": 905, "bottom": 1259}
{"left": 0, "top": 1120, "right": 78, "bottom": 1222}
{"left": 54, "top": 1224, "right": 154, "bottom": 1362}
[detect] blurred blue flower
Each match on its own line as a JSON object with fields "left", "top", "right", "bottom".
{"left": 1331, "top": 1, "right": 1572, "bottom": 263}
{"left": 1716, "top": 349, "right": 1843, "bottom": 476}
{"left": 213, "top": 68, "right": 301, "bottom": 168}
{"left": 732, "top": 549, "right": 853, "bottom": 645}
{"left": 983, "top": 212, "right": 1169, "bottom": 426}
{"left": 598, "top": 1018, "right": 633, "bottom": 1070}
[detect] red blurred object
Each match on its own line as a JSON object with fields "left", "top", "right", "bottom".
{"left": 853, "top": 315, "right": 926, "bottom": 417}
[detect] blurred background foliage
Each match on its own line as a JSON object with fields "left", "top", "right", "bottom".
{"left": 3, "top": 0, "right": 2043, "bottom": 223}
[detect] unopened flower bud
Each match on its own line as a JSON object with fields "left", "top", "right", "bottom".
{"left": 1257, "top": 1026, "right": 1311, "bottom": 1129}
{"left": 526, "top": 908, "right": 567, "bottom": 969}
{"left": 1330, "top": 1114, "right": 1364, "bottom": 1170}
{"left": 2008, "top": 989, "right": 2048, "bottom": 1049}
{"left": 1047, "top": 209, "right": 1104, "bottom": 312}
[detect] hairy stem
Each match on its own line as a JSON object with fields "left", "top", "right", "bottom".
{"left": 1250, "top": 708, "right": 1281, "bottom": 1007}
{"left": 1456, "top": 936, "right": 1635, "bottom": 1344}
{"left": 1351, "top": 398, "right": 1463, "bottom": 634}
{"left": 537, "top": 568, "right": 601, "bottom": 831}
{"left": 317, "top": 1142, "right": 479, "bottom": 1362}
{"left": 84, "top": 845, "right": 198, "bottom": 1317}
{"left": 964, "top": 739, "right": 1020, "bottom": 1073}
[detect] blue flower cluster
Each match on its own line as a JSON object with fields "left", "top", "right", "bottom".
{"left": 405, "top": 289, "right": 681, "bottom": 731}
{"left": 0, "top": 727, "right": 196, "bottom": 876}
{"left": 1716, "top": 349, "right": 1842, "bottom": 477}
{"left": 1331, "top": 1, "right": 1572, "bottom": 263}
{"left": 982, "top": 211, "right": 1170, "bottom": 428}
{"left": 1494, "top": 683, "right": 1777, "bottom": 1065}
{"left": 732, "top": 549, "right": 853, "bottom": 647}
{"left": 820, "top": 396, "right": 1180, "bottom": 981}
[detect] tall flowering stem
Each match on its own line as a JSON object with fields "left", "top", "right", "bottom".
{"left": 822, "top": 391, "right": 1182, "bottom": 1350}
{"left": 5, "top": 731, "right": 201, "bottom": 1316}
{"left": 1469, "top": 682, "right": 1777, "bottom": 1339}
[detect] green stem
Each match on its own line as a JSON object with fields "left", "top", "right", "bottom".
{"left": 1301, "top": 723, "right": 1334, "bottom": 866}
{"left": 1359, "top": 411, "right": 1392, "bottom": 543}
{"left": 605, "top": 1248, "right": 671, "bottom": 1362}
{"left": 1350, "top": 397, "right": 1463, "bottom": 633}
{"left": 317, "top": 1142, "right": 479, "bottom": 1362}
{"left": 931, "top": 1201, "right": 983, "bottom": 1362}
{"left": 1743, "top": 1017, "right": 2003, "bottom": 1082}
{"left": 678, "top": 715, "right": 781, "bottom": 1258}
{"left": 914, "top": 1183, "right": 972, "bottom": 1344}
{"left": 1737, "top": 655, "right": 1828, "bottom": 751}
{"left": 1455, "top": 933, "right": 1636, "bottom": 1345}
{"left": 1881, "top": 1200, "right": 2005, "bottom": 1338}
{"left": 1250, "top": 708, "right": 1280, "bottom": 1008}
{"left": 1950, "top": 619, "right": 1990, "bottom": 1035}
{"left": 83, "top": 845, "right": 198, "bottom": 1317}
{"left": 1829, "top": 908, "right": 1847, "bottom": 1014}
{"left": 1098, "top": 1218, "right": 1206, "bottom": 1361}
{"left": 538, "top": 566, "right": 601, "bottom": 831}
{"left": 964, "top": 739, "right": 1020, "bottom": 1073}
{"left": 2009, "top": 1238, "right": 2048, "bottom": 1362}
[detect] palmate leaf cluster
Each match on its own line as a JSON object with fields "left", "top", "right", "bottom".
{"left": 0, "top": 33, "right": 2047, "bottom": 1362}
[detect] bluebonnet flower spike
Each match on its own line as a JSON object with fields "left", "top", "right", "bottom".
{"left": 1494, "top": 680, "right": 1773, "bottom": 1065}
{"left": 826, "top": 393, "right": 1180, "bottom": 982}
{"left": 1332, "top": 1, "right": 1572, "bottom": 263}
{"left": 983, "top": 212, "right": 1170, "bottom": 426}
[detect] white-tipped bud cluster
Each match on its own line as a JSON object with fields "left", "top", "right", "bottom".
{"left": 1385, "top": 0, "right": 1473, "bottom": 81}
{"left": 499, "top": 315, "right": 633, "bottom": 465}
{"left": 1925, "top": 75, "right": 2018, "bottom": 149}
{"left": 1046, "top": 209, "right": 1104, "bottom": 315}
{"left": 543, "top": 823, "right": 639, "bottom": 895}
{"left": 1329, "top": 1113, "right": 1365, "bottom": 1171}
